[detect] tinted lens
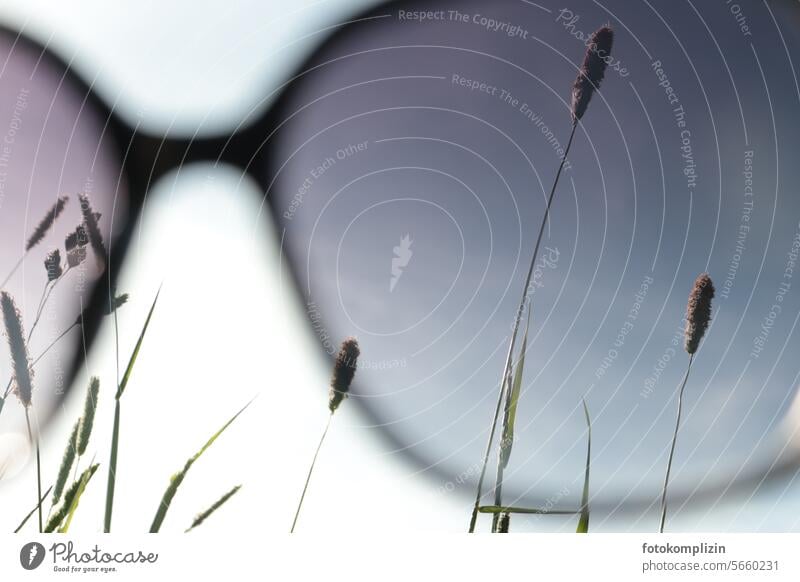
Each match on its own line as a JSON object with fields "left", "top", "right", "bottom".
{"left": 0, "top": 30, "right": 126, "bottom": 463}
{"left": 267, "top": 0, "right": 800, "bottom": 513}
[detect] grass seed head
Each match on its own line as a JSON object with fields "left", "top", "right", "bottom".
{"left": 497, "top": 512, "right": 511, "bottom": 533}
{"left": 45, "top": 249, "right": 63, "bottom": 281}
{"left": 684, "top": 273, "right": 715, "bottom": 355}
{"left": 1, "top": 292, "right": 33, "bottom": 407}
{"left": 571, "top": 26, "right": 614, "bottom": 124}
{"left": 77, "top": 377, "right": 100, "bottom": 455}
{"left": 65, "top": 224, "right": 88, "bottom": 252}
{"left": 103, "top": 293, "right": 129, "bottom": 315}
{"left": 53, "top": 421, "right": 79, "bottom": 504}
{"left": 328, "top": 337, "right": 360, "bottom": 413}
{"left": 26, "top": 195, "right": 69, "bottom": 251}
{"left": 45, "top": 463, "right": 99, "bottom": 533}
{"left": 77, "top": 193, "right": 107, "bottom": 269}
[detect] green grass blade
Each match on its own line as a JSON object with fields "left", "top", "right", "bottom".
{"left": 104, "top": 401, "right": 120, "bottom": 533}
{"left": 116, "top": 287, "right": 160, "bottom": 400}
{"left": 150, "top": 400, "right": 251, "bottom": 533}
{"left": 577, "top": 398, "right": 591, "bottom": 533}
{"left": 13, "top": 486, "right": 52, "bottom": 533}
{"left": 105, "top": 289, "right": 160, "bottom": 533}
{"left": 478, "top": 505, "right": 580, "bottom": 515}
{"left": 185, "top": 485, "right": 242, "bottom": 532}
{"left": 499, "top": 309, "right": 531, "bottom": 468}
{"left": 46, "top": 464, "right": 98, "bottom": 533}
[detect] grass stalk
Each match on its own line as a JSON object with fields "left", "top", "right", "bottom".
{"left": 469, "top": 124, "right": 578, "bottom": 533}
{"left": 577, "top": 399, "right": 592, "bottom": 533}
{"left": 28, "top": 268, "right": 71, "bottom": 339}
{"left": 59, "top": 457, "right": 97, "bottom": 533}
{"left": 0, "top": 273, "right": 75, "bottom": 424}
{"left": 52, "top": 421, "right": 80, "bottom": 505}
{"left": 24, "top": 409, "right": 43, "bottom": 533}
{"left": 104, "top": 401, "right": 121, "bottom": 532}
{"left": 0, "top": 255, "right": 25, "bottom": 289}
{"left": 290, "top": 338, "right": 359, "bottom": 532}
{"left": 13, "top": 485, "right": 52, "bottom": 533}
{"left": 291, "top": 412, "right": 333, "bottom": 533}
{"left": 659, "top": 273, "right": 713, "bottom": 532}
{"left": 104, "top": 288, "right": 160, "bottom": 532}
{"left": 149, "top": 401, "right": 251, "bottom": 533}
{"left": 1, "top": 195, "right": 68, "bottom": 289}
{"left": 658, "top": 354, "right": 693, "bottom": 533}
{"left": 46, "top": 464, "right": 99, "bottom": 533}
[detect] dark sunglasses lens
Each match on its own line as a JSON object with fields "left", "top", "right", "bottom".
{"left": 267, "top": 0, "right": 800, "bottom": 512}
{"left": 0, "top": 30, "right": 126, "bottom": 463}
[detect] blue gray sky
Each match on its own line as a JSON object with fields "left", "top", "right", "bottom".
{"left": 271, "top": 0, "right": 800, "bottom": 512}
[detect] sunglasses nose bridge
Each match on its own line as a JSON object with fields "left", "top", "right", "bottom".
{"left": 126, "top": 128, "right": 263, "bottom": 196}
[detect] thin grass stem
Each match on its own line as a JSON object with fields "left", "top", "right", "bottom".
{"left": 659, "top": 354, "right": 694, "bottom": 533}
{"left": 29, "top": 268, "right": 71, "bottom": 339}
{"left": 105, "top": 287, "right": 160, "bottom": 532}
{"left": 32, "top": 280, "right": 53, "bottom": 331}
{"left": 25, "top": 409, "right": 43, "bottom": 533}
{"left": 13, "top": 485, "right": 52, "bottom": 533}
{"left": 469, "top": 123, "right": 578, "bottom": 533}
{"left": 32, "top": 323, "right": 78, "bottom": 369}
{"left": 104, "top": 400, "right": 120, "bottom": 533}
{"left": 0, "top": 255, "right": 25, "bottom": 289}
{"left": 491, "top": 468, "right": 505, "bottom": 532}
{"left": 291, "top": 412, "right": 333, "bottom": 533}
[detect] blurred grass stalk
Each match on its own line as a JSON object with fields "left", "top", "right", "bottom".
{"left": 150, "top": 402, "right": 251, "bottom": 533}
{"left": 577, "top": 399, "right": 591, "bottom": 533}
{"left": 659, "top": 274, "right": 714, "bottom": 533}
{"left": 468, "top": 123, "right": 575, "bottom": 531}
{"left": 290, "top": 338, "right": 360, "bottom": 533}
{"left": 491, "top": 311, "right": 530, "bottom": 532}
{"left": 185, "top": 485, "right": 242, "bottom": 533}
{"left": 469, "top": 26, "right": 614, "bottom": 533}
{"left": 104, "top": 288, "right": 161, "bottom": 532}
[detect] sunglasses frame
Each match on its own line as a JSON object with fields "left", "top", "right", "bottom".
{"left": 3, "top": 0, "right": 798, "bottom": 517}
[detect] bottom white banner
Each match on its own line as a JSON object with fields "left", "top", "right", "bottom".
{"left": 1, "top": 534, "right": 799, "bottom": 581}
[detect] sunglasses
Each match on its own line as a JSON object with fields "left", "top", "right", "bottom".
{"left": 2, "top": 0, "right": 800, "bottom": 523}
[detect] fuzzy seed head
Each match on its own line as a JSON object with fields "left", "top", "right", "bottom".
{"left": 65, "top": 224, "right": 88, "bottom": 252}
{"left": 104, "top": 293, "right": 129, "bottom": 315}
{"left": 26, "top": 196, "right": 69, "bottom": 251}
{"left": 684, "top": 273, "right": 715, "bottom": 354}
{"left": 77, "top": 377, "right": 100, "bottom": 455}
{"left": 52, "top": 421, "right": 79, "bottom": 505}
{"left": 74, "top": 293, "right": 130, "bottom": 326}
{"left": 328, "top": 337, "right": 360, "bottom": 413}
{"left": 45, "top": 249, "right": 63, "bottom": 281}
{"left": 497, "top": 512, "right": 511, "bottom": 533}
{"left": 77, "top": 193, "right": 107, "bottom": 269}
{"left": 45, "top": 463, "right": 99, "bottom": 533}
{"left": 1, "top": 292, "right": 33, "bottom": 407}
{"left": 571, "top": 26, "right": 614, "bottom": 124}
